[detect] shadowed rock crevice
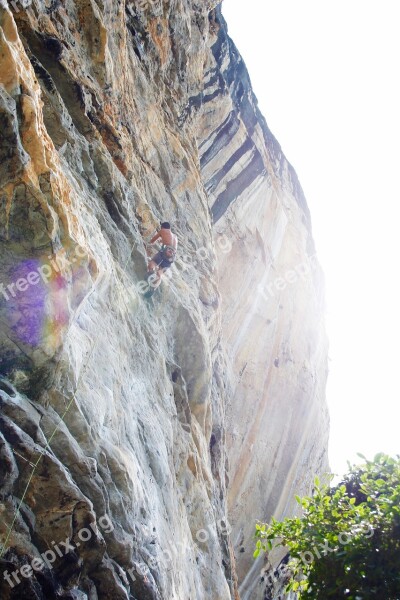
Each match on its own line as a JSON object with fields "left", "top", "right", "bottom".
{"left": 20, "top": 29, "right": 94, "bottom": 138}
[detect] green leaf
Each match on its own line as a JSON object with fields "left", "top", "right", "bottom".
{"left": 253, "top": 454, "right": 400, "bottom": 598}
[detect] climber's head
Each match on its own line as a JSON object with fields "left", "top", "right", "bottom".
{"left": 161, "top": 222, "right": 171, "bottom": 229}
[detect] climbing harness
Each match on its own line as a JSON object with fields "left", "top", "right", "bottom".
{"left": 161, "top": 244, "right": 176, "bottom": 263}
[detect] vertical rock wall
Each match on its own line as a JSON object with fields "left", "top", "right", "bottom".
{"left": 0, "top": 1, "right": 329, "bottom": 599}
{"left": 196, "top": 10, "right": 329, "bottom": 599}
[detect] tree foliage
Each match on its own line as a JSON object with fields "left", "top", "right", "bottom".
{"left": 254, "top": 453, "right": 400, "bottom": 599}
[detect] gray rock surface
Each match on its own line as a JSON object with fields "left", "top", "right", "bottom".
{"left": 196, "top": 11, "right": 329, "bottom": 599}
{"left": 0, "top": 1, "right": 328, "bottom": 598}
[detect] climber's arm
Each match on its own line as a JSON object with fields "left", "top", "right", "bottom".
{"left": 149, "top": 230, "right": 161, "bottom": 244}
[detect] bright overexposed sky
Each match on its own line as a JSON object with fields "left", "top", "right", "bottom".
{"left": 223, "top": 0, "right": 400, "bottom": 478}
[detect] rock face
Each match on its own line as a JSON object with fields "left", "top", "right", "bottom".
{"left": 196, "top": 12, "right": 330, "bottom": 600}
{"left": 0, "top": 2, "right": 328, "bottom": 600}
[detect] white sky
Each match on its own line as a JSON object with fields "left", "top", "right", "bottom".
{"left": 222, "top": 0, "right": 400, "bottom": 478}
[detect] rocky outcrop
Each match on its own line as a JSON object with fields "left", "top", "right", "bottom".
{"left": 0, "top": 1, "right": 328, "bottom": 599}
{"left": 196, "top": 11, "right": 329, "bottom": 599}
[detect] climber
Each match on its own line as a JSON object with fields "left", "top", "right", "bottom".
{"left": 146, "top": 222, "right": 178, "bottom": 288}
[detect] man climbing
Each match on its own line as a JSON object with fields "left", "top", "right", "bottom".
{"left": 147, "top": 222, "right": 178, "bottom": 289}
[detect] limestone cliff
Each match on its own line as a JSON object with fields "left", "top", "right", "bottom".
{"left": 197, "top": 11, "right": 329, "bottom": 600}
{"left": 0, "top": 1, "right": 328, "bottom": 599}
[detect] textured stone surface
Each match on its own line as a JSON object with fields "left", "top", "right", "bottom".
{"left": 0, "top": 1, "right": 328, "bottom": 599}
{"left": 195, "top": 12, "right": 330, "bottom": 599}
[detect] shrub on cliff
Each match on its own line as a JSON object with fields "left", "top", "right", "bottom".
{"left": 254, "top": 453, "right": 400, "bottom": 599}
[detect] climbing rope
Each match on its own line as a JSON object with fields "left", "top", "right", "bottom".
{"left": 1, "top": 228, "right": 147, "bottom": 558}
{"left": 0, "top": 340, "right": 96, "bottom": 559}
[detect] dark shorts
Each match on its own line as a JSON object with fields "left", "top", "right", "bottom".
{"left": 151, "top": 251, "right": 173, "bottom": 270}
